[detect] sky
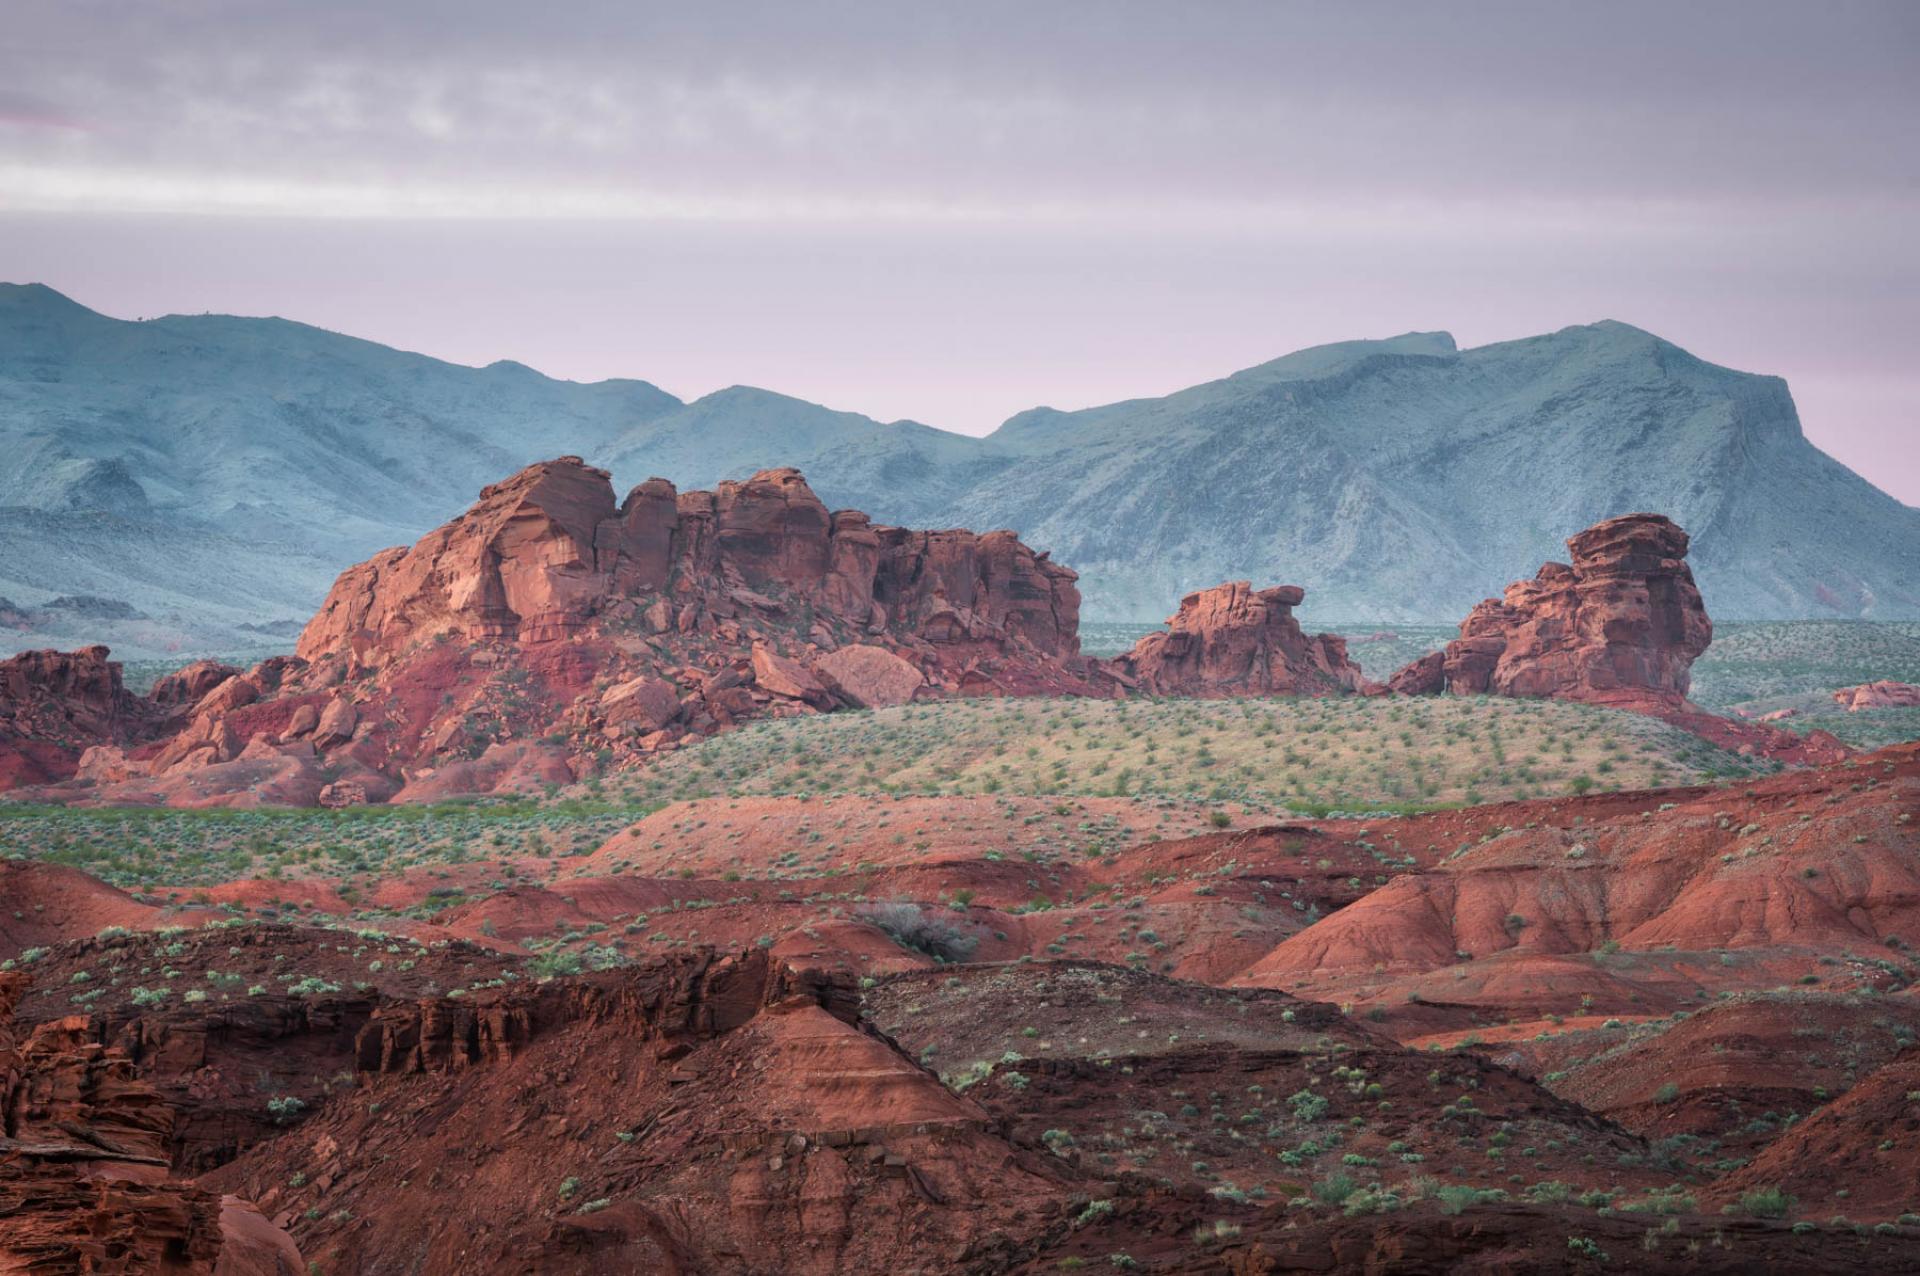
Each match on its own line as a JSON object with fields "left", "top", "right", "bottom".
{"left": 2, "top": 1, "right": 1917, "bottom": 502}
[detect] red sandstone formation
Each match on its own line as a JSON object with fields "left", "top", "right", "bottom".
{"left": 1710, "top": 1053, "right": 1920, "bottom": 1222}
{"left": 1388, "top": 513, "right": 1848, "bottom": 762}
{"left": 201, "top": 948, "right": 1076, "bottom": 1275}
{"left": 1, "top": 460, "right": 1112, "bottom": 805}
{"left": 1110, "top": 581, "right": 1373, "bottom": 697}
{"left": 4, "top": 750, "right": 1920, "bottom": 1265}
{"left": 0, "top": 646, "right": 151, "bottom": 786}
{"left": 295, "top": 460, "right": 1081, "bottom": 671}
{"left": 0, "top": 972, "right": 301, "bottom": 1273}
{"left": 1835, "top": 679, "right": 1920, "bottom": 711}
{"left": 1235, "top": 741, "right": 1920, "bottom": 1033}
{"left": 1386, "top": 514, "right": 1710, "bottom": 709}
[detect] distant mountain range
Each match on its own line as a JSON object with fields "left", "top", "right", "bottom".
{"left": 2, "top": 282, "right": 1916, "bottom": 658}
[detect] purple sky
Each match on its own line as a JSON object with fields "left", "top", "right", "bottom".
{"left": 3, "top": 1, "right": 1916, "bottom": 501}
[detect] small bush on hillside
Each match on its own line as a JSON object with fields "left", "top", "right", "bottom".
{"left": 861, "top": 901, "right": 979, "bottom": 963}
{"left": 1737, "top": 1186, "right": 1796, "bottom": 1219}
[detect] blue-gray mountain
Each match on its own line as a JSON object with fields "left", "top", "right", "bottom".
{"left": 2, "top": 283, "right": 1915, "bottom": 657}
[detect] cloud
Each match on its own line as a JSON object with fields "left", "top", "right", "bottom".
{"left": 2, "top": 2, "right": 1915, "bottom": 220}
{"left": 0, "top": 88, "right": 87, "bottom": 131}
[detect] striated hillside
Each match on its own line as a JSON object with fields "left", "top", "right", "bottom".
{"left": 5, "top": 285, "right": 1916, "bottom": 649}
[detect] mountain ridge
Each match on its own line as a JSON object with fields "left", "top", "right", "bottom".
{"left": 1, "top": 283, "right": 1914, "bottom": 656}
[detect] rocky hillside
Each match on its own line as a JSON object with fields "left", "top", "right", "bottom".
{"left": 5, "top": 284, "right": 1916, "bottom": 649}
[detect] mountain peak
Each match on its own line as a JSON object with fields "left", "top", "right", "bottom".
{"left": 0, "top": 282, "right": 100, "bottom": 319}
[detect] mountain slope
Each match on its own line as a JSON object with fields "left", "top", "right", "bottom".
{"left": 957, "top": 322, "right": 1920, "bottom": 620}
{"left": 2, "top": 284, "right": 1915, "bottom": 652}
{"left": 0, "top": 282, "right": 681, "bottom": 653}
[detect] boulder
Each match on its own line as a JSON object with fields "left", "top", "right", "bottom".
{"left": 317, "top": 780, "right": 370, "bottom": 808}
{"left": 149, "top": 713, "right": 240, "bottom": 776}
{"left": 192, "top": 674, "right": 259, "bottom": 718}
{"left": 812, "top": 644, "right": 926, "bottom": 709}
{"left": 1385, "top": 650, "right": 1446, "bottom": 696}
{"left": 752, "top": 644, "right": 831, "bottom": 706}
{"left": 312, "top": 698, "right": 358, "bottom": 750}
{"left": 283, "top": 702, "right": 322, "bottom": 739}
{"left": 600, "top": 676, "right": 682, "bottom": 732}
{"left": 149, "top": 659, "right": 242, "bottom": 708}
{"left": 75, "top": 744, "right": 134, "bottom": 783}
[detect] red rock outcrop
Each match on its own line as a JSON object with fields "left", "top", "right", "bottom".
{"left": 1387, "top": 514, "right": 1710, "bottom": 709}
{"left": 1112, "top": 580, "right": 1372, "bottom": 696}
{"left": 1709, "top": 1052, "right": 1920, "bottom": 1222}
{"left": 1835, "top": 679, "right": 1920, "bottom": 711}
{"left": 295, "top": 459, "right": 1082, "bottom": 671}
{"left": 5, "top": 460, "right": 1105, "bottom": 805}
{"left": 1389, "top": 513, "right": 1848, "bottom": 761}
{"left": 811, "top": 644, "right": 925, "bottom": 709}
{"left": 0, "top": 646, "right": 153, "bottom": 786}
{"left": 148, "top": 661, "right": 243, "bottom": 712}
{"left": 202, "top": 948, "right": 1072, "bottom": 1275}
{"left": 0, "top": 972, "right": 301, "bottom": 1274}
{"left": 1235, "top": 741, "right": 1920, "bottom": 1029}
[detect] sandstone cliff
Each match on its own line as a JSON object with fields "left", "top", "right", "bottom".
{"left": 0, "top": 646, "right": 153, "bottom": 786}
{"left": 296, "top": 459, "right": 1081, "bottom": 670}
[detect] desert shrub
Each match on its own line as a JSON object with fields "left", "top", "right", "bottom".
{"left": 1287, "top": 1089, "right": 1329, "bottom": 1122}
{"left": 1310, "top": 1172, "right": 1358, "bottom": 1206}
{"left": 861, "top": 901, "right": 978, "bottom": 962}
{"left": 1737, "top": 1186, "right": 1796, "bottom": 1219}
{"left": 1074, "top": 1199, "right": 1114, "bottom": 1227}
{"left": 530, "top": 949, "right": 584, "bottom": 978}
{"left": 1435, "top": 1185, "right": 1508, "bottom": 1215}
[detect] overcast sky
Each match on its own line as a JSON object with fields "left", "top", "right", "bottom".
{"left": 3, "top": 1, "right": 1916, "bottom": 501}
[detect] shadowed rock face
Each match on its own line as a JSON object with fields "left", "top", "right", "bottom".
{"left": 1111, "top": 580, "right": 1371, "bottom": 697}
{"left": 200, "top": 949, "right": 1065, "bottom": 1276}
{"left": 0, "top": 972, "right": 302, "bottom": 1273}
{"left": 1387, "top": 514, "right": 1711, "bottom": 709}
